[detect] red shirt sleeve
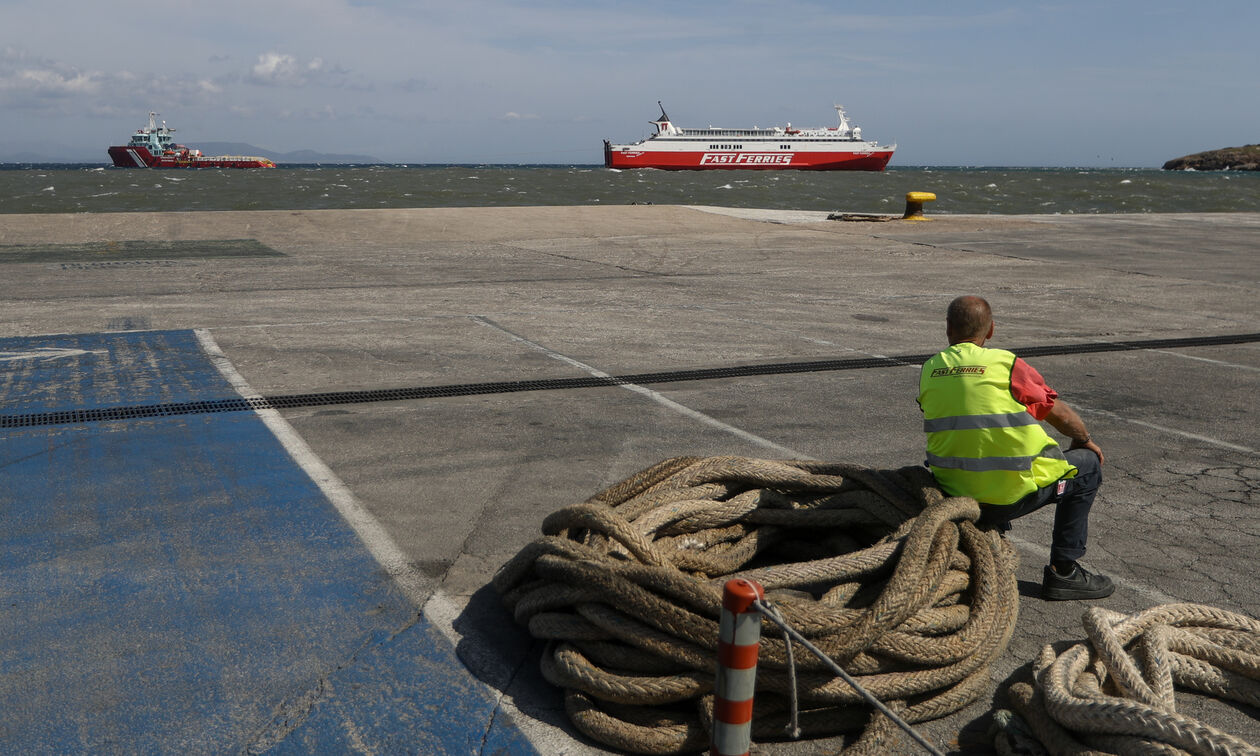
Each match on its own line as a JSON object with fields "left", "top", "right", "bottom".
{"left": 1010, "top": 358, "right": 1057, "bottom": 420}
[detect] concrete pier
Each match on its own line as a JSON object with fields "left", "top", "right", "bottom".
{"left": 2, "top": 206, "right": 1258, "bottom": 753}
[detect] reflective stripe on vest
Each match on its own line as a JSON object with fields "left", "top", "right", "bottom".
{"left": 922, "top": 411, "right": 1039, "bottom": 433}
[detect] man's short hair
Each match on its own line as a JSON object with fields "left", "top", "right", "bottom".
{"left": 947, "top": 296, "right": 992, "bottom": 340}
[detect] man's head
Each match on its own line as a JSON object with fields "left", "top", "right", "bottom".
{"left": 946, "top": 295, "right": 994, "bottom": 345}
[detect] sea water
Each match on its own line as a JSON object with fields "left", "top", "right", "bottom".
{"left": 1, "top": 164, "right": 1257, "bottom": 215}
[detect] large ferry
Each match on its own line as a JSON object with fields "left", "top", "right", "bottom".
{"left": 108, "top": 113, "right": 276, "bottom": 168}
{"left": 604, "top": 103, "right": 894, "bottom": 171}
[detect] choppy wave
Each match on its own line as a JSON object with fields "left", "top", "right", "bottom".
{"left": 0, "top": 163, "right": 1257, "bottom": 214}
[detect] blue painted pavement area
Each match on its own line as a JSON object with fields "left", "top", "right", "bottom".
{"left": 0, "top": 330, "right": 535, "bottom": 754}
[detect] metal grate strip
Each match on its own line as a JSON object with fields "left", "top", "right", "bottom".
{"left": 4, "top": 332, "right": 1258, "bottom": 429}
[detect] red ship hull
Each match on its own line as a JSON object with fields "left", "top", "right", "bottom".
{"left": 604, "top": 146, "right": 894, "bottom": 171}
{"left": 108, "top": 145, "right": 275, "bottom": 169}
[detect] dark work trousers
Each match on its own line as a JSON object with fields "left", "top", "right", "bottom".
{"left": 977, "top": 448, "right": 1102, "bottom": 566}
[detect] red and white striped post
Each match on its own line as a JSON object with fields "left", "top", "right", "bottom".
{"left": 712, "top": 578, "right": 764, "bottom": 756}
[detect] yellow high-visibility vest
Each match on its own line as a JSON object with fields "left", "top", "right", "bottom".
{"left": 918, "top": 342, "right": 1075, "bottom": 505}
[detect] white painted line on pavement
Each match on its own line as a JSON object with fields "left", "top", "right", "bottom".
{"left": 196, "top": 328, "right": 431, "bottom": 608}
{"left": 1074, "top": 406, "right": 1255, "bottom": 454}
{"left": 471, "top": 315, "right": 807, "bottom": 458}
{"left": 196, "top": 328, "right": 581, "bottom": 754}
{"left": 1152, "top": 349, "right": 1260, "bottom": 373}
{"left": 999, "top": 534, "right": 1181, "bottom": 606}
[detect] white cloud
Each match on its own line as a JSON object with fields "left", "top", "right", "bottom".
{"left": 0, "top": 47, "right": 231, "bottom": 117}
{"left": 0, "top": 49, "right": 103, "bottom": 98}
{"left": 11, "top": 69, "right": 97, "bottom": 95}
{"left": 248, "top": 52, "right": 357, "bottom": 88}
{"left": 251, "top": 52, "right": 312, "bottom": 86}
{"left": 500, "top": 111, "right": 539, "bottom": 121}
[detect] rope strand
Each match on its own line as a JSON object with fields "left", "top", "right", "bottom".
{"left": 753, "top": 597, "right": 945, "bottom": 755}
{"left": 1005, "top": 604, "right": 1260, "bottom": 756}
{"left": 757, "top": 600, "right": 802, "bottom": 739}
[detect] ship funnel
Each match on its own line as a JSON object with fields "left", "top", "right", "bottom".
{"left": 833, "top": 104, "right": 851, "bottom": 135}
{"left": 650, "top": 101, "right": 676, "bottom": 135}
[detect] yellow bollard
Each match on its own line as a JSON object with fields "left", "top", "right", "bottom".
{"left": 903, "top": 191, "right": 936, "bottom": 221}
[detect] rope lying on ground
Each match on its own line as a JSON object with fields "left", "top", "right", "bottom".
{"left": 1005, "top": 604, "right": 1260, "bottom": 756}
{"left": 493, "top": 455, "right": 1021, "bottom": 754}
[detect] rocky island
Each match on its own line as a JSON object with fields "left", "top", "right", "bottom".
{"left": 1163, "top": 144, "right": 1260, "bottom": 171}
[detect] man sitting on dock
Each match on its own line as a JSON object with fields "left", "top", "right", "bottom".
{"left": 917, "top": 295, "right": 1112, "bottom": 600}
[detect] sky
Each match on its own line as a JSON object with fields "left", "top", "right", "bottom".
{"left": 1, "top": 0, "right": 1257, "bottom": 167}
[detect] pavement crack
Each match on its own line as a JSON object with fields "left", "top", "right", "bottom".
{"left": 477, "top": 701, "right": 500, "bottom": 755}
{"left": 239, "top": 612, "right": 422, "bottom": 754}
{"left": 524, "top": 246, "right": 665, "bottom": 276}
{"left": 473, "top": 635, "right": 540, "bottom": 756}
{"left": 241, "top": 676, "right": 333, "bottom": 755}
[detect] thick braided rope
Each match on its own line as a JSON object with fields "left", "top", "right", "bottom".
{"left": 1008, "top": 604, "right": 1260, "bottom": 756}
{"left": 493, "top": 456, "right": 1020, "bottom": 755}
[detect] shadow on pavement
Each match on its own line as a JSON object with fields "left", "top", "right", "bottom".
{"left": 451, "top": 583, "right": 599, "bottom": 747}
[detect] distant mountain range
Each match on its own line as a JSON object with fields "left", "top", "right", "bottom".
{"left": 0, "top": 142, "right": 383, "bottom": 164}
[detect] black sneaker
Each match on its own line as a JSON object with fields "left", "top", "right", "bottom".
{"left": 1041, "top": 563, "right": 1114, "bottom": 601}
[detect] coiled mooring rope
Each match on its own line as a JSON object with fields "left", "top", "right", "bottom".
{"left": 493, "top": 455, "right": 1021, "bottom": 754}
{"left": 1006, "top": 604, "right": 1260, "bottom": 756}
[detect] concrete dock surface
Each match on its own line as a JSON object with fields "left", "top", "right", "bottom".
{"left": 1, "top": 205, "right": 1258, "bottom": 753}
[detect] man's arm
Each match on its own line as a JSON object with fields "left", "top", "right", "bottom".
{"left": 1045, "top": 400, "right": 1104, "bottom": 465}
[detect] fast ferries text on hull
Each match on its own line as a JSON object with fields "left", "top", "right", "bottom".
{"left": 603, "top": 103, "right": 894, "bottom": 171}
{"left": 108, "top": 113, "right": 276, "bottom": 169}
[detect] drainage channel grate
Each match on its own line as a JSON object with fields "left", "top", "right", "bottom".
{"left": 4, "top": 332, "right": 1259, "bottom": 430}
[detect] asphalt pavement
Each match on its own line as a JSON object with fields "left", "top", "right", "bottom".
{"left": 1, "top": 205, "right": 1257, "bottom": 754}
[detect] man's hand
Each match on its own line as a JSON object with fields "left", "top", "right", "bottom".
{"left": 1046, "top": 400, "right": 1104, "bottom": 465}
{"left": 1069, "top": 436, "right": 1104, "bottom": 465}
